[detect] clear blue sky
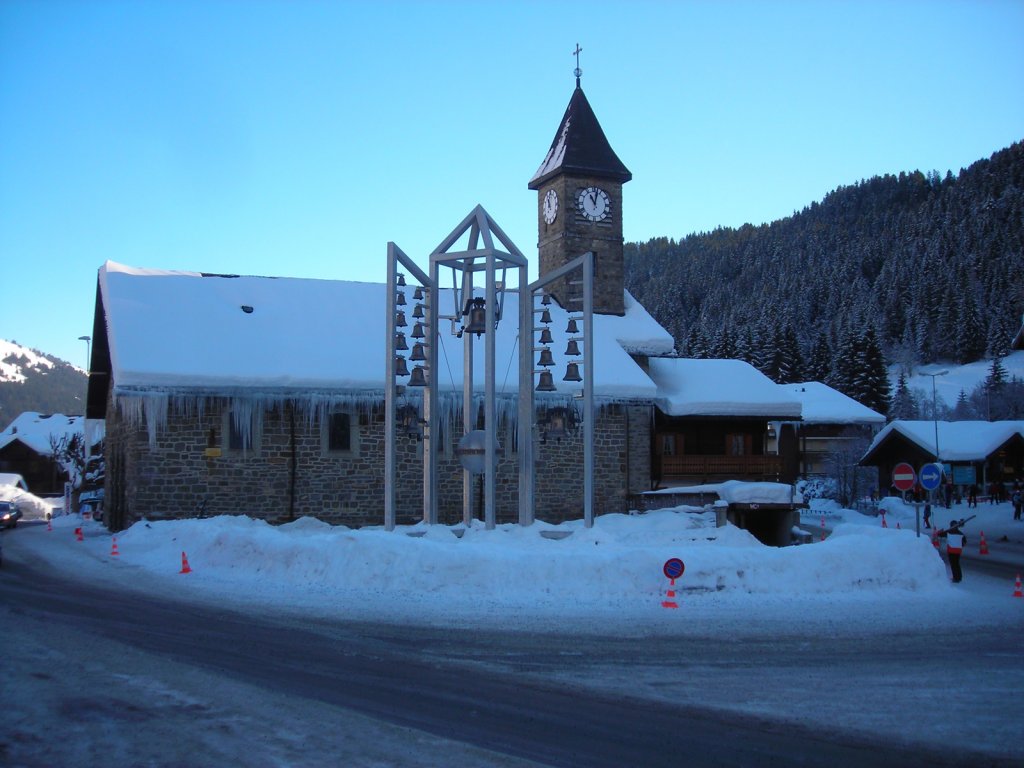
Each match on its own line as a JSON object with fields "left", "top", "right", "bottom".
{"left": 2, "top": 0, "right": 1022, "bottom": 367}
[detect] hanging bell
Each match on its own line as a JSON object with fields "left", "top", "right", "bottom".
{"left": 397, "top": 273, "right": 406, "bottom": 287}
{"left": 410, "top": 342, "right": 426, "bottom": 362}
{"left": 536, "top": 370, "right": 556, "bottom": 392}
{"left": 541, "top": 293, "right": 552, "bottom": 306}
{"left": 412, "top": 303, "right": 424, "bottom": 319}
{"left": 413, "top": 286, "right": 424, "bottom": 301}
{"left": 395, "top": 332, "right": 408, "bottom": 351}
{"left": 464, "top": 297, "right": 487, "bottom": 336}
{"left": 394, "top": 356, "right": 410, "bottom": 377}
{"left": 408, "top": 366, "right": 428, "bottom": 387}
{"left": 396, "top": 311, "right": 407, "bottom": 328}
{"left": 539, "top": 327, "right": 554, "bottom": 345}
{"left": 540, "top": 309, "right": 552, "bottom": 325}
{"left": 566, "top": 318, "right": 579, "bottom": 334}
{"left": 563, "top": 362, "right": 582, "bottom": 382}
{"left": 397, "top": 291, "right": 407, "bottom": 306}
{"left": 537, "top": 347, "right": 555, "bottom": 367}
{"left": 411, "top": 322, "right": 425, "bottom": 339}
{"left": 565, "top": 339, "right": 581, "bottom": 356}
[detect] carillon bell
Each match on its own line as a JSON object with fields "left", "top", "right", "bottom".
{"left": 412, "top": 303, "right": 424, "bottom": 319}
{"left": 397, "top": 273, "right": 407, "bottom": 287}
{"left": 408, "top": 366, "right": 428, "bottom": 387}
{"left": 565, "top": 339, "right": 581, "bottom": 356}
{"left": 395, "top": 332, "right": 408, "bottom": 351}
{"left": 541, "top": 293, "right": 552, "bottom": 306}
{"left": 563, "top": 362, "right": 582, "bottom": 382}
{"left": 464, "top": 297, "right": 487, "bottom": 336}
{"left": 396, "top": 311, "right": 407, "bottom": 328}
{"left": 394, "top": 356, "right": 410, "bottom": 377}
{"left": 411, "top": 322, "right": 426, "bottom": 339}
{"left": 566, "top": 318, "right": 579, "bottom": 334}
{"left": 396, "top": 291, "right": 407, "bottom": 306}
{"left": 535, "top": 371, "right": 556, "bottom": 392}
{"left": 410, "top": 342, "right": 426, "bottom": 362}
{"left": 540, "top": 309, "right": 552, "bottom": 325}
{"left": 539, "top": 327, "right": 554, "bottom": 345}
{"left": 413, "top": 286, "right": 424, "bottom": 301}
{"left": 537, "top": 348, "right": 555, "bottom": 367}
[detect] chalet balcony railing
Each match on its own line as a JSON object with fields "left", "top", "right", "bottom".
{"left": 657, "top": 454, "right": 783, "bottom": 481}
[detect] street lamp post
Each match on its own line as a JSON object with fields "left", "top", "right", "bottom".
{"left": 78, "top": 335, "right": 91, "bottom": 373}
{"left": 922, "top": 368, "right": 949, "bottom": 509}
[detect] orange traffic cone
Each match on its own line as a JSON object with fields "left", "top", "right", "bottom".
{"left": 979, "top": 531, "right": 989, "bottom": 555}
{"left": 75, "top": 527, "right": 83, "bottom": 542}
{"left": 179, "top": 551, "right": 192, "bottom": 574}
{"left": 1014, "top": 574, "right": 1022, "bottom": 599}
{"left": 110, "top": 537, "right": 120, "bottom": 557}
{"left": 661, "top": 578, "right": 679, "bottom": 609}
{"left": 881, "top": 513, "right": 888, "bottom": 529}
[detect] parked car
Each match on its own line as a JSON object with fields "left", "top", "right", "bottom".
{"left": 0, "top": 500, "right": 22, "bottom": 529}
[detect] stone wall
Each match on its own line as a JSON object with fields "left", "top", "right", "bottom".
{"left": 104, "top": 392, "right": 655, "bottom": 530}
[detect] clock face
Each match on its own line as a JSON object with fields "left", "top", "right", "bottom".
{"left": 577, "top": 186, "right": 610, "bottom": 221}
{"left": 543, "top": 188, "right": 558, "bottom": 224}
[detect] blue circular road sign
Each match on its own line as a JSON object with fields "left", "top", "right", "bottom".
{"left": 663, "top": 558, "right": 685, "bottom": 580}
{"left": 919, "top": 463, "right": 943, "bottom": 491}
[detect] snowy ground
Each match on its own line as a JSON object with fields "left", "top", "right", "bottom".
{"left": 4, "top": 493, "right": 1024, "bottom": 764}
{"left": 7, "top": 492, "right": 1024, "bottom": 633}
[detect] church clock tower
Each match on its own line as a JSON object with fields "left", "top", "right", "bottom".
{"left": 528, "top": 49, "right": 632, "bottom": 315}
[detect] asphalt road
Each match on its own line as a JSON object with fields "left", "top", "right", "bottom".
{"left": 2, "top": 554, "right": 1016, "bottom": 768}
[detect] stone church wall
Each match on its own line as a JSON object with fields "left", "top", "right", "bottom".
{"left": 103, "top": 392, "right": 654, "bottom": 530}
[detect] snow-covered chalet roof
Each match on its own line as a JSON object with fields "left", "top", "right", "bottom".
{"left": 784, "top": 382, "right": 886, "bottom": 425}
{"left": 864, "top": 420, "right": 1024, "bottom": 463}
{"left": 0, "top": 412, "right": 92, "bottom": 456}
{"left": 646, "top": 358, "right": 802, "bottom": 418}
{"left": 96, "top": 261, "right": 674, "bottom": 401}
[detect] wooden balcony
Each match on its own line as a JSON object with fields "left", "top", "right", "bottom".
{"left": 656, "top": 454, "right": 783, "bottom": 483}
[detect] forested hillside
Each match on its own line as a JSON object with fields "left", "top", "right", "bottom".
{"left": 624, "top": 140, "right": 1024, "bottom": 414}
{"left": 0, "top": 342, "right": 88, "bottom": 425}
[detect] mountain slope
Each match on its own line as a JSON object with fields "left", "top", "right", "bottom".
{"left": 0, "top": 340, "right": 88, "bottom": 424}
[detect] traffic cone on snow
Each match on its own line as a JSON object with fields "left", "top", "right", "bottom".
{"left": 75, "top": 527, "right": 83, "bottom": 542}
{"left": 881, "top": 512, "right": 888, "bottom": 528}
{"left": 661, "top": 578, "right": 679, "bottom": 609}
{"left": 979, "top": 531, "right": 989, "bottom": 555}
{"left": 46, "top": 518, "right": 52, "bottom": 532}
{"left": 110, "top": 537, "right": 120, "bottom": 557}
{"left": 179, "top": 551, "right": 192, "bottom": 574}
{"left": 1014, "top": 574, "right": 1022, "bottom": 599}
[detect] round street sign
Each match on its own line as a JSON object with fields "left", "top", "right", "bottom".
{"left": 663, "top": 558, "right": 685, "bottom": 580}
{"left": 919, "top": 462, "right": 943, "bottom": 492}
{"left": 892, "top": 462, "right": 917, "bottom": 492}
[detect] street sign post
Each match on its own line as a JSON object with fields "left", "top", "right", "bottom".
{"left": 892, "top": 463, "right": 916, "bottom": 493}
{"left": 919, "top": 463, "right": 942, "bottom": 492}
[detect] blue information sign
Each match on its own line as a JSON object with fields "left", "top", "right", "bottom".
{"left": 663, "top": 558, "right": 685, "bottom": 580}
{"left": 919, "top": 463, "right": 943, "bottom": 492}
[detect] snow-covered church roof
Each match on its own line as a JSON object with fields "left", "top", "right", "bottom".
{"left": 646, "top": 358, "right": 802, "bottom": 418}
{"left": 96, "top": 261, "right": 674, "bottom": 401}
{"left": 863, "top": 420, "right": 1024, "bottom": 463}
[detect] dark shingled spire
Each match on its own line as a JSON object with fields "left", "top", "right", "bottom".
{"left": 528, "top": 85, "right": 632, "bottom": 190}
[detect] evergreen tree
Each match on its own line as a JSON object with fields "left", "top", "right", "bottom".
{"left": 952, "top": 389, "right": 973, "bottom": 420}
{"left": 855, "top": 326, "right": 891, "bottom": 414}
{"left": 888, "top": 371, "right": 918, "bottom": 420}
{"left": 806, "top": 331, "right": 832, "bottom": 383}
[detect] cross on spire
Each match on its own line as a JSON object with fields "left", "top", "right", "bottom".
{"left": 573, "top": 43, "right": 582, "bottom": 87}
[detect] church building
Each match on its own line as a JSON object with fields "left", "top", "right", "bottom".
{"left": 87, "top": 70, "right": 818, "bottom": 541}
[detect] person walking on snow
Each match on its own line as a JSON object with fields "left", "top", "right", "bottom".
{"left": 938, "top": 519, "right": 967, "bottom": 583}
{"left": 1012, "top": 490, "right": 1022, "bottom": 521}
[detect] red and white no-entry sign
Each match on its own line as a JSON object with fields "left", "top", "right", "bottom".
{"left": 892, "top": 462, "right": 916, "bottom": 492}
